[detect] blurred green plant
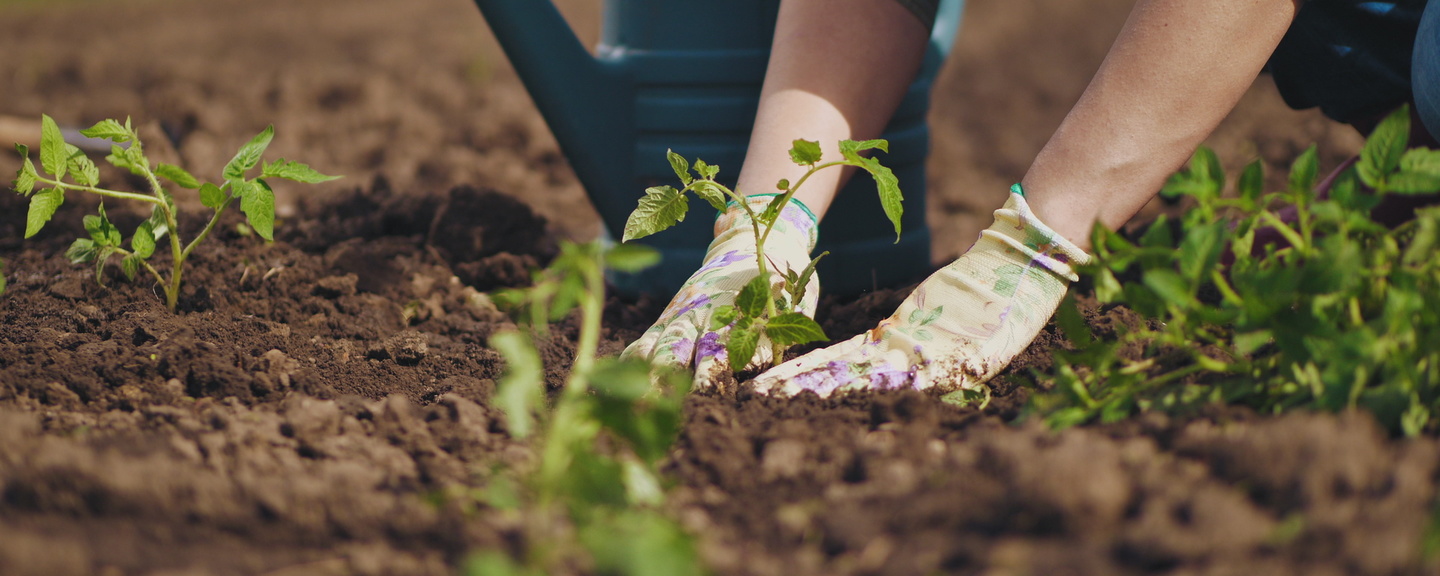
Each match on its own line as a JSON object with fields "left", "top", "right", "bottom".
{"left": 10, "top": 115, "right": 337, "bottom": 311}
{"left": 622, "top": 139, "right": 902, "bottom": 374}
{"left": 469, "top": 240, "right": 703, "bottom": 576}
{"left": 1033, "top": 105, "right": 1440, "bottom": 436}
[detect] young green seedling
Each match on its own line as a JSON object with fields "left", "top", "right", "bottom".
{"left": 622, "top": 139, "right": 904, "bottom": 373}
{"left": 10, "top": 115, "right": 338, "bottom": 312}
{"left": 479, "top": 240, "right": 701, "bottom": 575}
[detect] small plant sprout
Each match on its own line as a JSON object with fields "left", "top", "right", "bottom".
{"left": 10, "top": 115, "right": 338, "bottom": 312}
{"left": 622, "top": 139, "right": 904, "bottom": 373}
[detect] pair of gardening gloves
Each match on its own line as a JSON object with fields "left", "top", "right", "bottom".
{"left": 621, "top": 185, "right": 1091, "bottom": 396}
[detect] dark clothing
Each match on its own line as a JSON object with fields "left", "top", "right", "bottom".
{"left": 1270, "top": 0, "right": 1429, "bottom": 124}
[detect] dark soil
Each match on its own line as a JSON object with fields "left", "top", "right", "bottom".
{"left": 2, "top": 1, "right": 1437, "bottom": 575}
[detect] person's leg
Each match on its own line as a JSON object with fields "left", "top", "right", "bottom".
{"left": 732, "top": 0, "right": 930, "bottom": 219}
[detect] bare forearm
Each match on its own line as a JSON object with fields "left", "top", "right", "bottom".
{"left": 1022, "top": 0, "right": 1301, "bottom": 248}
{"left": 735, "top": 0, "right": 929, "bottom": 218}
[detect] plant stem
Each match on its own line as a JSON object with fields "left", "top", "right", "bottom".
{"left": 35, "top": 177, "right": 164, "bottom": 206}
{"left": 182, "top": 193, "right": 234, "bottom": 262}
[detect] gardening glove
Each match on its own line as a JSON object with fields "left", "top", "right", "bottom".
{"left": 621, "top": 194, "right": 820, "bottom": 389}
{"left": 751, "top": 185, "right": 1089, "bottom": 397}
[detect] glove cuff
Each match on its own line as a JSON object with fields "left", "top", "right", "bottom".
{"left": 985, "top": 185, "right": 1091, "bottom": 282}
{"left": 714, "top": 194, "right": 819, "bottom": 253}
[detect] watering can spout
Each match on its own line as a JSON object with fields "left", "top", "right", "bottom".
{"left": 470, "top": 0, "right": 629, "bottom": 207}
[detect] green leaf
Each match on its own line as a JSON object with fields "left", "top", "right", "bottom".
{"left": 776, "top": 178, "right": 790, "bottom": 191}
{"left": 155, "top": 163, "right": 201, "bottom": 189}
{"left": 260, "top": 158, "right": 340, "bottom": 183}
{"left": 0, "top": 259, "right": 6, "bottom": 297}
{"left": 120, "top": 254, "right": 141, "bottom": 281}
{"left": 736, "top": 275, "right": 769, "bottom": 317}
{"left": 1142, "top": 268, "right": 1195, "bottom": 309}
{"left": 691, "top": 180, "right": 727, "bottom": 212}
{"left": 240, "top": 179, "right": 276, "bottom": 241}
{"left": 666, "top": 149, "right": 692, "bottom": 185}
{"left": 1400, "top": 147, "right": 1440, "bottom": 176}
{"left": 491, "top": 330, "right": 544, "bottom": 439}
{"left": 13, "top": 145, "right": 36, "bottom": 195}
{"left": 65, "top": 144, "right": 99, "bottom": 187}
{"left": 604, "top": 243, "right": 660, "bottom": 272}
{"left": 1055, "top": 292, "right": 1093, "bottom": 347}
{"left": 131, "top": 220, "right": 156, "bottom": 258}
{"left": 65, "top": 238, "right": 98, "bottom": 263}
{"left": 758, "top": 194, "right": 785, "bottom": 227}
{"left": 726, "top": 319, "right": 762, "bottom": 372}
{"left": 1238, "top": 158, "right": 1265, "bottom": 204}
{"left": 694, "top": 158, "right": 719, "bottom": 180}
{"left": 859, "top": 157, "right": 904, "bottom": 240}
{"left": 765, "top": 312, "right": 826, "bottom": 346}
{"left": 1358, "top": 105, "right": 1410, "bottom": 186}
{"left": 25, "top": 188, "right": 63, "bottom": 238}
{"left": 39, "top": 114, "right": 67, "bottom": 179}
{"left": 622, "top": 185, "right": 688, "bottom": 242}
{"left": 789, "top": 139, "right": 822, "bottom": 166}
{"left": 1288, "top": 145, "right": 1319, "bottom": 198}
{"left": 199, "top": 182, "right": 226, "bottom": 208}
{"left": 105, "top": 144, "right": 148, "bottom": 177}
{"left": 1385, "top": 171, "right": 1440, "bottom": 195}
{"left": 710, "top": 305, "right": 738, "bottom": 330}
{"left": 838, "top": 138, "right": 889, "bottom": 160}
{"left": 79, "top": 118, "right": 131, "bottom": 142}
{"left": 223, "top": 125, "right": 275, "bottom": 181}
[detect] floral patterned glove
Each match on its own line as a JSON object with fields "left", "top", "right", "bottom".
{"left": 621, "top": 194, "right": 819, "bottom": 388}
{"left": 751, "top": 185, "right": 1089, "bottom": 397}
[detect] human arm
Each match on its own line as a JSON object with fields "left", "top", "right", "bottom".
{"left": 752, "top": 0, "right": 1305, "bottom": 395}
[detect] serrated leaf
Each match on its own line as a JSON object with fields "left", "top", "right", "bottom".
{"left": 838, "top": 138, "right": 889, "bottom": 161}
{"left": 789, "top": 139, "right": 822, "bottom": 166}
{"left": 726, "top": 320, "right": 762, "bottom": 372}
{"left": 622, "top": 185, "right": 688, "bottom": 242}
{"left": 1358, "top": 106, "right": 1410, "bottom": 186}
{"left": 710, "top": 305, "right": 738, "bottom": 330}
{"left": 92, "top": 246, "right": 112, "bottom": 286}
{"left": 106, "top": 144, "right": 148, "bottom": 177}
{"left": 155, "top": 163, "right": 201, "bottom": 189}
{"left": 1239, "top": 158, "right": 1264, "bottom": 204}
{"left": 223, "top": 125, "right": 275, "bottom": 181}
{"left": 491, "top": 330, "right": 544, "bottom": 439}
{"left": 121, "top": 254, "right": 141, "bottom": 281}
{"left": 858, "top": 157, "right": 904, "bottom": 240}
{"left": 79, "top": 119, "right": 131, "bottom": 142}
{"left": 694, "top": 158, "right": 719, "bottom": 180}
{"left": 198, "top": 182, "right": 226, "bottom": 209}
{"left": 260, "top": 158, "right": 340, "bottom": 183}
{"left": 765, "top": 312, "right": 826, "bottom": 346}
{"left": 65, "top": 238, "right": 98, "bottom": 263}
{"left": 1386, "top": 171, "right": 1440, "bottom": 195}
{"left": 1400, "top": 147, "right": 1440, "bottom": 176}
{"left": 691, "top": 181, "right": 727, "bottom": 212}
{"left": 13, "top": 146, "right": 36, "bottom": 195}
{"left": 25, "top": 188, "right": 63, "bottom": 238}
{"left": 666, "top": 149, "right": 692, "bottom": 185}
{"left": 66, "top": 144, "right": 99, "bottom": 187}
{"left": 604, "top": 243, "right": 660, "bottom": 272}
{"left": 131, "top": 220, "right": 156, "bottom": 258}
{"left": 39, "top": 115, "right": 67, "bottom": 179}
{"left": 1288, "top": 145, "right": 1318, "bottom": 198}
{"left": 1142, "top": 269, "right": 1195, "bottom": 309}
{"left": 758, "top": 195, "right": 785, "bottom": 227}
{"left": 240, "top": 179, "right": 276, "bottom": 241}
{"left": 736, "top": 275, "right": 769, "bottom": 317}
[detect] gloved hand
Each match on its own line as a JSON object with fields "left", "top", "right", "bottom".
{"left": 751, "top": 185, "right": 1089, "bottom": 397}
{"left": 622, "top": 194, "right": 820, "bottom": 388}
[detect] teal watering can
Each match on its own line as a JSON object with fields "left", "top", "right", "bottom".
{"left": 470, "top": 0, "right": 963, "bottom": 297}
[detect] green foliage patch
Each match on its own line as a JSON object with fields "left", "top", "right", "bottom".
{"left": 10, "top": 115, "right": 338, "bottom": 311}
{"left": 1033, "top": 105, "right": 1440, "bottom": 436}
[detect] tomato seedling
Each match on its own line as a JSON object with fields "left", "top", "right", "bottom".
{"left": 622, "top": 139, "right": 904, "bottom": 373}
{"left": 10, "top": 115, "right": 338, "bottom": 311}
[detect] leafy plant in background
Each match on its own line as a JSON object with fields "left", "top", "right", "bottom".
{"left": 469, "top": 240, "right": 702, "bottom": 576}
{"left": 1034, "top": 105, "right": 1440, "bottom": 436}
{"left": 10, "top": 115, "right": 338, "bottom": 311}
{"left": 622, "top": 139, "right": 903, "bottom": 373}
